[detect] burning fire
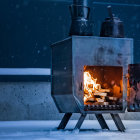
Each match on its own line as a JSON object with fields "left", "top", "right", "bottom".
{"left": 83, "top": 71, "right": 111, "bottom": 104}
{"left": 84, "top": 72, "right": 100, "bottom": 93}
{"left": 83, "top": 67, "right": 123, "bottom": 109}
{"left": 84, "top": 72, "right": 101, "bottom": 102}
{"left": 83, "top": 70, "right": 122, "bottom": 106}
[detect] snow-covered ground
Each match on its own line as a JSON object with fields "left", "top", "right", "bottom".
{"left": 0, "top": 120, "right": 140, "bottom": 140}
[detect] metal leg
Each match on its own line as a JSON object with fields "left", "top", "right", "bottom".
{"left": 111, "top": 114, "right": 125, "bottom": 132}
{"left": 74, "top": 114, "right": 87, "bottom": 130}
{"left": 57, "top": 113, "right": 72, "bottom": 130}
{"left": 95, "top": 114, "right": 109, "bottom": 130}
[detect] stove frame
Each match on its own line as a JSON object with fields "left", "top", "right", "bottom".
{"left": 51, "top": 36, "right": 133, "bottom": 131}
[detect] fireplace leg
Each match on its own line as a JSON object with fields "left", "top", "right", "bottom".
{"left": 57, "top": 113, "right": 72, "bottom": 130}
{"left": 95, "top": 114, "right": 109, "bottom": 130}
{"left": 74, "top": 114, "right": 87, "bottom": 130}
{"left": 111, "top": 114, "right": 125, "bottom": 132}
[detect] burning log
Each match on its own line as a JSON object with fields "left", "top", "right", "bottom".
{"left": 112, "top": 84, "right": 122, "bottom": 98}
{"left": 97, "top": 89, "right": 110, "bottom": 93}
{"left": 96, "top": 98, "right": 105, "bottom": 102}
{"left": 100, "top": 102, "right": 109, "bottom": 105}
{"left": 83, "top": 71, "right": 122, "bottom": 108}
{"left": 85, "top": 97, "right": 96, "bottom": 103}
{"left": 94, "top": 92, "right": 107, "bottom": 96}
{"left": 101, "top": 96, "right": 105, "bottom": 100}
{"left": 108, "top": 96, "right": 118, "bottom": 101}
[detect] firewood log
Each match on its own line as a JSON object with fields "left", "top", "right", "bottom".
{"left": 98, "top": 89, "right": 110, "bottom": 93}
{"left": 108, "top": 96, "right": 118, "bottom": 101}
{"left": 96, "top": 98, "right": 105, "bottom": 102}
{"left": 94, "top": 92, "right": 107, "bottom": 96}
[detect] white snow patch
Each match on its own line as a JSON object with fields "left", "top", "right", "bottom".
{"left": 0, "top": 120, "right": 140, "bottom": 140}
{"left": 0, "top": 68, "right": 51, "bottom": 75}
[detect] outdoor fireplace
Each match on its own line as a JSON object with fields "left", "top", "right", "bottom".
{"left": 51, "top": 36, "right": 133, "bottom": 114}
{"left": 51, "top": 0, "right": 134, "bottom": 132}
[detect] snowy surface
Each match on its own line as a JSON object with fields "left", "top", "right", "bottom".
{"left": 0, "top": 120, "right": 140, "bottom": 140}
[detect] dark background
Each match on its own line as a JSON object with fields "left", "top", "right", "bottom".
{"left": 0, "top": 0, "right": 140, "bottom": 69}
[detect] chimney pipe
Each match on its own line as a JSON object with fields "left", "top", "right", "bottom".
{"left": 69, "top": 0, "right": 93, "bottom": 36}
{"left": 73, "top": 0, "right": 91, "bottom": 7}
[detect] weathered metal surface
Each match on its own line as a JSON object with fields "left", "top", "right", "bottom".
{"left": 51, "top": 36, "right": 133, "bottom": 113}
{"left": 69, "top": 0, "right": 93, "bottom": 36}
{"left": 73, "top": 0, "right": 91, "bottom": 7}
{"left": 127, "top": 64, "right": 140, "bottom": 112}
{"left": 111, "top": 114, "right": 126, "bottom": 132}
{"left": 100, "top": 6, "right": 124, "bottom": 38}
{"left": 73, "top": 36, "right": 133, "bottom": 113}
{"left": 95, "top": 114, "right": 109, "bottom": 130}
{"left": 57, "top": 113, "right": 72, "bottom": 130}
{"left": 51, "top": 38, "right": 80, "bottom": 113}
{"left": 74, "top": 114, "right": 87, "bottom": 130}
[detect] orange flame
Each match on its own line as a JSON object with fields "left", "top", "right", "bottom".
{"left": 84, "top": 72, "right": 101, "bottom": 102}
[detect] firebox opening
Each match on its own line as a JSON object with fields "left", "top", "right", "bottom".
{"left": 84, "top": 66, "right": 123, "bottom": 111}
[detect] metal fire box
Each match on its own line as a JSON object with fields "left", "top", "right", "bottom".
{"left": 51, "top": 36, "right": 133, "bottom": 114}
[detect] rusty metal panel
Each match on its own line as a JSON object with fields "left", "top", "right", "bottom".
{"left": 128, "top": 64, "right": 140, "bottom": 112}
{"left": 72, "top": 36, "right": 133, "bottom": 113}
